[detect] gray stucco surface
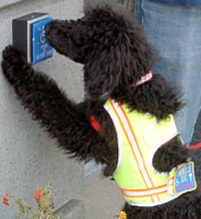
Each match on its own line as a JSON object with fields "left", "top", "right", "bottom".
{"left": 0, "top": 0, "right": 85, "bottom": 218}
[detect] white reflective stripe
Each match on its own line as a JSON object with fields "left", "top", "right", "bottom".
{"left": 152, "top": 195, "right": 159, "bottom": 203}
{"left": 143, "top": 121, "right": 158, "bottom": 147}
{"left": 144, "top": 120, "right": 178, "bottom": 147}
{"left": 111, "top": 100, "right": 154, "bottom": 189}
{"left": 127, "top": 194, "right": 181, "bottom": 207}
{"left": 121, "top": 186, "right": 167, "bottom": 197}
{"left": 103, "top": 103, "right": 123, "bottom": 176}
{"left": 168, "top": 179, "right": 174, "bottom": 186}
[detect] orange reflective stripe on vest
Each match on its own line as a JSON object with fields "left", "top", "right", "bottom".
{"left": 109, "top": 99, "right": 159, "bottom": 203}
{"left": 104, "top": 99, "right": 180, "bottom": 206}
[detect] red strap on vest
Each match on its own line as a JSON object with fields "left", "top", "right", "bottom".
{"left": 89, "top": 116, "right": 109, "bottom": 163}
{"left": 89, "top": 116, "right": 102, "bottom": 133}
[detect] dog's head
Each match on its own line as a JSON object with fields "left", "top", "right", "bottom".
{"left": 46, "top": 4, "right": 155, "bottom": 99}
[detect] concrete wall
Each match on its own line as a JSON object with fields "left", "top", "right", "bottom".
{"left": 84, "top": 0, "right": 134, "bottom": 11}
{"left": 85, "top": 0, "right": 120, "bottom": 7}
{"left": 0, "top": 0, "right": 85, "bottom": 218}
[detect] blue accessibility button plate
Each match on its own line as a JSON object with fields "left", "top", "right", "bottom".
{"left": 32, "top": 17, "right": 53, "bottom": 64}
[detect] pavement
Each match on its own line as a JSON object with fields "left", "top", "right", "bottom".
{"left": 191, "top": 110, "right": 201, "bottom": 145}
{"left": 76, "top": 170, "right": 125, "bottom": 219}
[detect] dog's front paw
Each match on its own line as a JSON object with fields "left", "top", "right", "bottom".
{"left": 1, "top": 45, "right": 30, "bottom": 84}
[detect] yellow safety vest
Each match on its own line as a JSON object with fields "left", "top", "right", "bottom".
{"left": 104, "top": 99, "right": 181, "bottom": 206}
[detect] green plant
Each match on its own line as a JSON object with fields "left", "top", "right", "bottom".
{"left": 2, "top": 183, "right": 62, "bottom": 219}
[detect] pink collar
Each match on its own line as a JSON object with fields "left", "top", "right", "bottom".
{"left": 136, "top": 71, "right": 153, "bottom": 86}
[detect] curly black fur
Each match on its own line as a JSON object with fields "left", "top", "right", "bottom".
{"left": 2, "top": 4, "right": 201, "bottom": 218}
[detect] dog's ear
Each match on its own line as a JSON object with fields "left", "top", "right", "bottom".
{"left": 83, "top": 7, "right": 155, "bottom": 98}
{"left": 83, "top": 42, "right": 124, "bottom": 98}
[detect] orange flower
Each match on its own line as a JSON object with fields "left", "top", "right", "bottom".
{"left": 119, "top": 211, "right": 127, "bottom": 219}
{"left": 3, "top": 196, "right": 9, "bottom": 206}
{"left": 34, "top": 188, "right": 42, "bottom": 202}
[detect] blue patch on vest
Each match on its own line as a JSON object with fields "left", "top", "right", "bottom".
{"left": 174, "top": 162, "right": 197, "bottom": 194}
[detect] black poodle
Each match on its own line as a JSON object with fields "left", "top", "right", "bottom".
{"left": 2, "top": 4, "right": 201, "bottom": 219}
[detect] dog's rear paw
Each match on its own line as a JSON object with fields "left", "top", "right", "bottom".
{"left": 1, "top": 45, "right": 30, "bottom": 84}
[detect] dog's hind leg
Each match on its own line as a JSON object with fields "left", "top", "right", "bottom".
{"left": 1, "top": 45, "right": 108, "bottom": 163}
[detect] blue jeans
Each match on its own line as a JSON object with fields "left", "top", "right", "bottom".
{"left": 135, "top": 0, "right": 201, "bottom": 145}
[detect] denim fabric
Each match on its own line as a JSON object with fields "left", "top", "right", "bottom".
{"left": 149, "top": 0, "right": 201, "bottom": 7}
{"left": 135, "top": 0, "right": 201, "bottom": 145}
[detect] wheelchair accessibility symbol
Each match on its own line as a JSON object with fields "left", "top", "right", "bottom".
{"left": 40, "top": 25, "right": 46, "bottom": 44}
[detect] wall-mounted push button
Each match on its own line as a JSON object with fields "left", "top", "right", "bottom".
{"left": 12, "top": 13, "right": 53, "bottom": 64}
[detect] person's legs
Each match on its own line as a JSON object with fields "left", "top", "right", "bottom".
{"left": 135, "top": 0, "right": 201, "bottom": 145}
